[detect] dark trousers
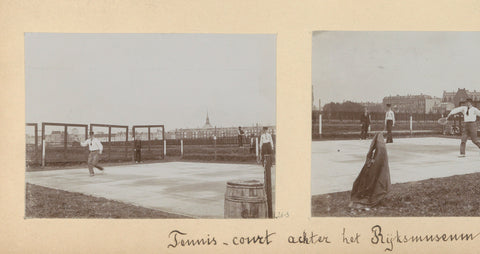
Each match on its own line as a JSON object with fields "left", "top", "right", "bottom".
{"left": 238, "top": 136, "right": 243, "bottom": 146}
{"left": 261, "top": 143, "right": 273, "bottom": 161}
{"left": 460, "top": 122, "right": 480, "bottom": 155}
{"left": 386, "top": 120, "right": 393, "bottom": 143}
{"left": 87, "top": 150, "right": 103, "bottom": 174}
{"left": 360, "top": 124, "right": 369, "bottom": 139}
{"left": 135, "top": 149, "right": 141, "bottom": 162}
{"left": 261, "top": 143, "right": 273, "bottom": 156}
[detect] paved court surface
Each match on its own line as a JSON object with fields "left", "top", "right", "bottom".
{"left": 312, "top": 137, "right": 480, "bottom": 195}
{"left": 26, "top": 162, "right": 275, "bottom": 218}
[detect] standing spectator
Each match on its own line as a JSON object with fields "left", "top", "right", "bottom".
{"left": 238, "top": 126, "right": 245, "bottom": 147}
{"left": 80, "top": 131, "right": 104, "bottom": 176}
{"left": 384, "top": 104, "right": 395, "bottom": 143}
{"left": 360, "top": 107, "right": 371, "bottom": 140}
{"left": 134, "top": 138, "right": 142, "bottom": 163}
{"left": 259, "top": 127, "right": 274, "bottom": 163}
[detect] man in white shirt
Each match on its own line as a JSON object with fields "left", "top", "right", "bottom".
{"left": 259, "top": 127, "right": 274, "bottom": 162}
{"left": 447, "top": 98, "right": 480, "bottom": 157}
{"left": 384, "top": 104, "right": 395, "bottom": 143}
{"left": 80, "top": 131, "right": 104, "bottom": 176}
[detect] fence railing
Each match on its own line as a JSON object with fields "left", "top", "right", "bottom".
{"left": 26, "top": 122, "right": 274, "bottom": 166}
{"left": 311, "top": 111, "right": 475, "bottom": 139}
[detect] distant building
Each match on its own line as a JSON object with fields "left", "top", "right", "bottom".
{"left": 359, "top": 102, "right": 383, "bottom": 112}
{"left": 383, "top": 94, "right": 432, "bottom": 113}
{"left": 45, "top": 131, "right": 64, "bottom": 143}
{"left": 425, "top": 97, "right": 443, "bottom": 113}
{"left": 443, "top": 88, "right": 480, "bottom": 107}
{"left": 165, "top": 112, "right": 275, "bottom": 139}
{"left": 428, "top": 101, "right": 455, "bottom": 114}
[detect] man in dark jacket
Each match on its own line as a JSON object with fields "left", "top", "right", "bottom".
{"left": 134, "top": 138, "right": 142, "bottom": 163}
{"left": 238, "top": 126, "right": 245, "bottom": 147}
{"left": 360, "top": 108, "right": 371, "bottom": 140}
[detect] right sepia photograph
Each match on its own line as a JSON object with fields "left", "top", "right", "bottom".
{"left": 311, "top": 31, "right": 480, "bottom": 217}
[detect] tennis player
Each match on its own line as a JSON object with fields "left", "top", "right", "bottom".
{"left": 446, "top": 98, "right": 480, "bottom": 157}
{"left": 80, "top": 131, "right": 104, "bottom": 176}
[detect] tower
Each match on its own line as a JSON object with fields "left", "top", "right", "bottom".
{"left": 203, "top": 111, "right": 213, "bottom": 129}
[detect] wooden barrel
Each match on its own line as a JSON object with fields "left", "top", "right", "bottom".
{"left": 224, "top": 179, "right": 267, "bottom": 218}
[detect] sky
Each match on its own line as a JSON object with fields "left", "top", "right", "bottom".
{"left": 312, "top": 31, "right": 480, "bottom": 107}
{"left": 25, "top": 33, "right": 276, "bottom": 131}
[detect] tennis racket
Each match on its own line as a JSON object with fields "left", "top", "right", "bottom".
{"left": 437, "top": 117, "right": 448, "bottom": 125}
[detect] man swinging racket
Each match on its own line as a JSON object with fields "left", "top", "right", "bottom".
{"left": 446, "top": 98, "right": 480, "bottom": 157}
{"left": 80, "top": 131, "right": 105, "bottom": 176}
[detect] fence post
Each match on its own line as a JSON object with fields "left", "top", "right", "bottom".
{"left": 318, "top": 113, "right": 322, "bottom": 135}
{"left": 213, "top": 135, "right": 217, "bottom": 161}
{"left": 125, "top": 127, "right": 129, "bottom": 162}
{"left": 108, "top": 126, "right": 112, "bottom": 161}
{"left": 214, "top": 127, "right": 217, "bottom": 160}
{"left": 264, "top": 155, "right": 273, "bottom": 218}
{"left": 163, "top": 139, "right": 166, "bottom": 158}
{"left": 64, "top": 125, "right": 68, "bottom": 161}
{"left": 180, "top": 139, "right": 184, "bottom": 157}
{"left": 42, "top": 139, "right": 46, "bottom": 167}
{"left": 410, "top": 115, "right": 413, "bottom": 135}
{"left": 255, "top": 137, "right": 259, "bottom": 160}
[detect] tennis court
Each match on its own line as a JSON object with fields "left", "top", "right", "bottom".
{"left": 26, "top": 162, "right": 275, "bottom": 218}
{"left": 312, "top": 136, "right": 480, "bottom": 195}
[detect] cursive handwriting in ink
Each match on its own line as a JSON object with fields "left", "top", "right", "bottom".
{"left": 232, "top": 230, "right": 276, "bottom": 245}
{"left": 288, "top": 231, "right": 331, "bottom": 244}
{"left": 371, "top": 225, "right": 480, "bottom": 252}
{"left": 167, "top": 230, "right": 217, "bottom": 248}
{"left": 342, "top": 228, "right": 360, "bottom": 244}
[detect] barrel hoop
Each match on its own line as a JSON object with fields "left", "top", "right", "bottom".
{"left": 225, "top": 196, "right": 267, "bottom": 203}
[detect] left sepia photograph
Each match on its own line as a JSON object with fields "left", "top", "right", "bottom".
{"left": 25, "top": 33, "right": 276, "bottom": 219}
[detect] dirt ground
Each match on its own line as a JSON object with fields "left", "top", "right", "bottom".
{"left": 312, "top": 172, "right": 480, "bottom": 217}
{"left": 25, "top": 183, "right": 190, "bottom": 218}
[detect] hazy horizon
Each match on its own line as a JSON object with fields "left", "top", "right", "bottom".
{"left": 313, "top": 31, "right": 480, "bottom": 107}
{"left": 25, "top": 33, "right": 276, "bottom": 131}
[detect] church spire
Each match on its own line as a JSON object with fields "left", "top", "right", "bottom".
{"left": 203, "top": 110, "right": 213, "bottom": 128}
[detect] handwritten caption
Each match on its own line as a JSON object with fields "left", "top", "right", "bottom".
{"left": 167, "top": 225, "right": 479, "bottom": 252}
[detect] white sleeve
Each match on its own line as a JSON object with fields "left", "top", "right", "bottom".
{"left": 259, "top": 135, "right": 264, "bottom": 147}
{"left": 80, "top": 139, "right": 89, "bottom": 147}
{"left": 448, "top": 106, "right": 465, "bottom": 116}
{"left": 474, "top": 107, "right": 480, "bottom": 117}
{"left": 97, "top": 139, "right": 103, "bottom": 151}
